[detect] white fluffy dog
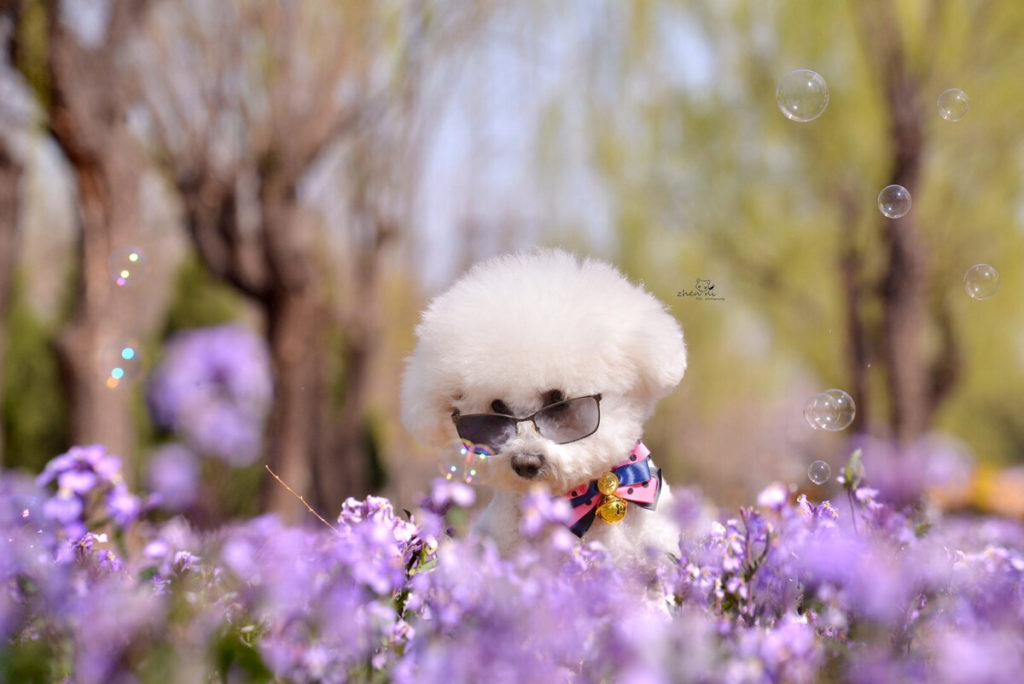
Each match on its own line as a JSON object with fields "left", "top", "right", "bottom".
{"left": 401, "top": 249, "right": 687, "bottom": 566}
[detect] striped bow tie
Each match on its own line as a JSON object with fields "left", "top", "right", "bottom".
{"left": 564, "top": 442, "right": 662, "bottom": 538}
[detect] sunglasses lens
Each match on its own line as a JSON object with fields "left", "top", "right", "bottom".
{"left": 534, "top": 396, "right": 600, "bottom": 444}
{"left": 455, "top": 414, "right": 516, "bottom": 449}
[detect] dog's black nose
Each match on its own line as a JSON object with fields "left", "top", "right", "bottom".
{"left": 511, "top": 452, "right": 545, "bottom": 479}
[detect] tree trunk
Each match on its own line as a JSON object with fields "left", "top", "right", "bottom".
{"left": 39, "top": 3, "right": 151, "bottom": 463}
{"left": 0, "top": 144, "right": 22, "bottom": 466}
{"left": 53, "top": 156, "right": 136, "bottom": 459}
{"left": 880, "top": 211, "right": 929, "bottom": 444}
{"left": 835, "top": 183, "right": 870, "bottom": 435}
{"left": 851, "top": 1, "right": 952, "bottom": 446}
{"left": 878, "top": 56, "right": 928, "bottom": 445}
{"left": 257, "top": 179, "right": 330, "bottom": 522}
{"left": 316, "top": 317, "right": 375, "bottom": 513}
{"left": 263, "top": 284, "right": 326, "bottom": 522}
{"left": 313, "top": 174, "right": 397, "bottom": 512}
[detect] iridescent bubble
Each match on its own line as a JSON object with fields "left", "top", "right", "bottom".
{"left": 439, "top": 439, "right": 494, "bottom": 485}
{"left": 877, "top": 185, "right": 912, "bottom": 219}
{"left": 804, "top": 389, "right": 856, "bottom": 431}
{"left": 963, "top": 263, "right": 999, "bottom": 300}
{"left": 100, "top": 340, "right": 142, "bottom": 389}
{"left": 822, "top": 388, "right": 856, "bottom": 431}
{"left": 808, "top": 460, "right": 832, "bottom": 485}
{"left": 438, "top": 460, "right": 460, "bottom": 482}
{"left": 804, "top": 393, "right": 836, "bottom": 430}
{"left": 776, "top": 69, "right": 829, "bottom": 122}
{"left": 458, "top": 439, "right": 493, "bottom": 485}
{"left": 937, "top": 88, "right": 969, "bottom": 122}
{"left": 109, "top": 246, "right": 150, "bottom": 288}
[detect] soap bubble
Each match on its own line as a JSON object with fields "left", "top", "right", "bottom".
{"left": 776, "top": 70, "right": 829, "bottom": 122}
{"left": 439, "top": 439, "right": 494, "bottom": 485}
{"left": 439, "top": 460, "right": 461, "bottom": 482}
{"left": 100, "top": 340, "right": 142, "bottom": 389}
{"left": 109, "top": 246, "right": 150, "bottom": 288}
{"left": 804, "top": 389, "right": 856, "bottom": 431}
{"left": 808, "top": 460, "right": 832, "bottom": 485}
{"left": 823, "top": 388, "right": 856, "bottom": 430}
{"left": 877, "top": 185, "right": 912, "bottom": 218}
{"left": 937, "top": 88, "right": 969, "bottom": 122}
{"left": 804, "top": 393, "right": 836, "bottom": 430}
{"left": 963, "top": 263, "right": 999, "bottom": 300}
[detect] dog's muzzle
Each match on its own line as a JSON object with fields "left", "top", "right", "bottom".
{"left": 510, "top": 452, "right": 545, "bottom": 479}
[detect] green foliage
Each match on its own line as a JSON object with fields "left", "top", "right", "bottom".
{"left": 209, "top": 624, "right": 273, "bottom": 683}
{"left": 363, "top": 411, "right": 389, "bottom": 493}
{"left": 138, "top": 254, "right": 255, "bottom": 517}
{"left": 1, "top": 275, "right": 68, "bottom": 473}
{"left": 842, "top": 448, "right": 865, "bottom": 490}
{"left": 584, "top": 0, "right": 1024, "bottom": 467}
{"left": 15, "top": 0, "right": 50, "bottom": 113}
{"left": 0, "top": 634, "right": 66, "bottom": 684}
{"left": 160, "top": 254, "right": 248, "bottom": 339}
{"left": 202, "top": 459, "right": 265, "bottom": 521}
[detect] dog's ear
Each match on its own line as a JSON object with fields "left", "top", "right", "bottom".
{"left": 625, "top": 301, "right": 687, "bottom": 404}
{"left": 400, "top": 344, "right": 457, "bottom": 448}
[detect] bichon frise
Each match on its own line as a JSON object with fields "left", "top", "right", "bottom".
{"left": 401, "top": 249, "right": 686, "bottom": 566}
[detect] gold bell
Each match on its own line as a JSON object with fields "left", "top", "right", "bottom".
{"left": 597, "top": 471, "right": 620, "bottom": 496}
{"left": 596, "top": 494, "right": 627, "bottom": 524}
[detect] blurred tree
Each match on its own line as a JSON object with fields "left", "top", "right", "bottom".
{"left": 1, "top": 275, "right": 68, "bottom": 472}
{"left": 0, "top": 141, "right": 20, "bottom": 466}
{"left": 128, "top": 0, "right": 464, "bottom": 517}
{"left": 159, "top": 255, "right": 247, "bottom": 338}
{"left": 573, "top": 0, "right": 1024, "bottom": 461}
{"left": 7, "top": 0, "right": 154, "bottom": 463}
{"left": 1, "top": 7, "right": 25, "bottom": 467}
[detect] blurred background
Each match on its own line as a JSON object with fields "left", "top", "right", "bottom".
{"left": 1, "top": 0, "right": 1023, "bottom": 525}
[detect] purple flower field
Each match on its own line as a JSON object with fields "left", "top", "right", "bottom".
{"left": 2, "top": 445, "right": 1022, "bottom": 683}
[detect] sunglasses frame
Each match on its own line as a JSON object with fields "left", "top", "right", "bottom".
{"left": 451, "top": 393, "right": 603, "bottom": 447}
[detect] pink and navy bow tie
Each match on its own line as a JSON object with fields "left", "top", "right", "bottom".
{"left": 564, "top": 442, "right": 662, "bottom": 538}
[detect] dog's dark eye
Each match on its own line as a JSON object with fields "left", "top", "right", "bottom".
{"left": 491, "top": 399, "right": 512, "bottom": 415}
{"left": 543, "top": 390, "right": 564, "bottom": 405}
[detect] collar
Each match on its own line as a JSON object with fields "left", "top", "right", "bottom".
{"left": 563, "top": 441, "right": 662, "bottom": 538}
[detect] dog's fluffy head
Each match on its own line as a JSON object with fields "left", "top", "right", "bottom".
{"left": 401, "top": 249, "right": 686, "bottom": 494}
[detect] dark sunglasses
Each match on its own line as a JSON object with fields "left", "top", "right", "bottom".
{"left": 451, "top": 394, "right": 602, "bottom": 449}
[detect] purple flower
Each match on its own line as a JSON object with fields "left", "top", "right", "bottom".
{"left": 519, "top": 487, "right": 571, "bottom": 539}
{"left": 171, "top": 550, "right": 200, "bottom": 574}
{"left": 147, "top": 444, "right": 200, "bottom": 511}
{"left": 58, "top": 470, "right": 98, "bottom": 495}
{"left": 37, "top": 445, "right": 115, "bottom": 490}
{"left": 106, "top": 485, "right": 141, "bottom": 527}
{"left": 43, "top": 490, "right": 83, "bottom": 525}
{"left": 426, "top": 477, "right": 476, "bottom": 511}
{"left": 757, "top": 481, "right": 789, "bottom": 511}
{"left": 335, "top": 496, "right": 423, "bottom": 594}
{"left": 928, "top": 626, "right": 1024, "bottom": 684}
{"left": 93, "top": 453, "right": 124, "bottom": 482}
{"left": 40, "top": 447, "right": 101, "bottom": 482}
{"left": 850, "top": 433, "right": 975, "bottom": 505}
{"left": 65, "top": 575, "right": 165, "bottom": 684}
{"left": 147, "top": 324, "right": 273, "bottom": 466}
{"left": 738, "top": 613, "right": 823, "bottom": 683}
{"left": 36, "top": 445, "right": 144, "bottom": 542}
{"left": 10, "top": 432, "right": 1024, "bottom": 682}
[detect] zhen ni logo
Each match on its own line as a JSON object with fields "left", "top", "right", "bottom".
{"left": 677, "top": 278, "right": 725, "bottom": 301}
